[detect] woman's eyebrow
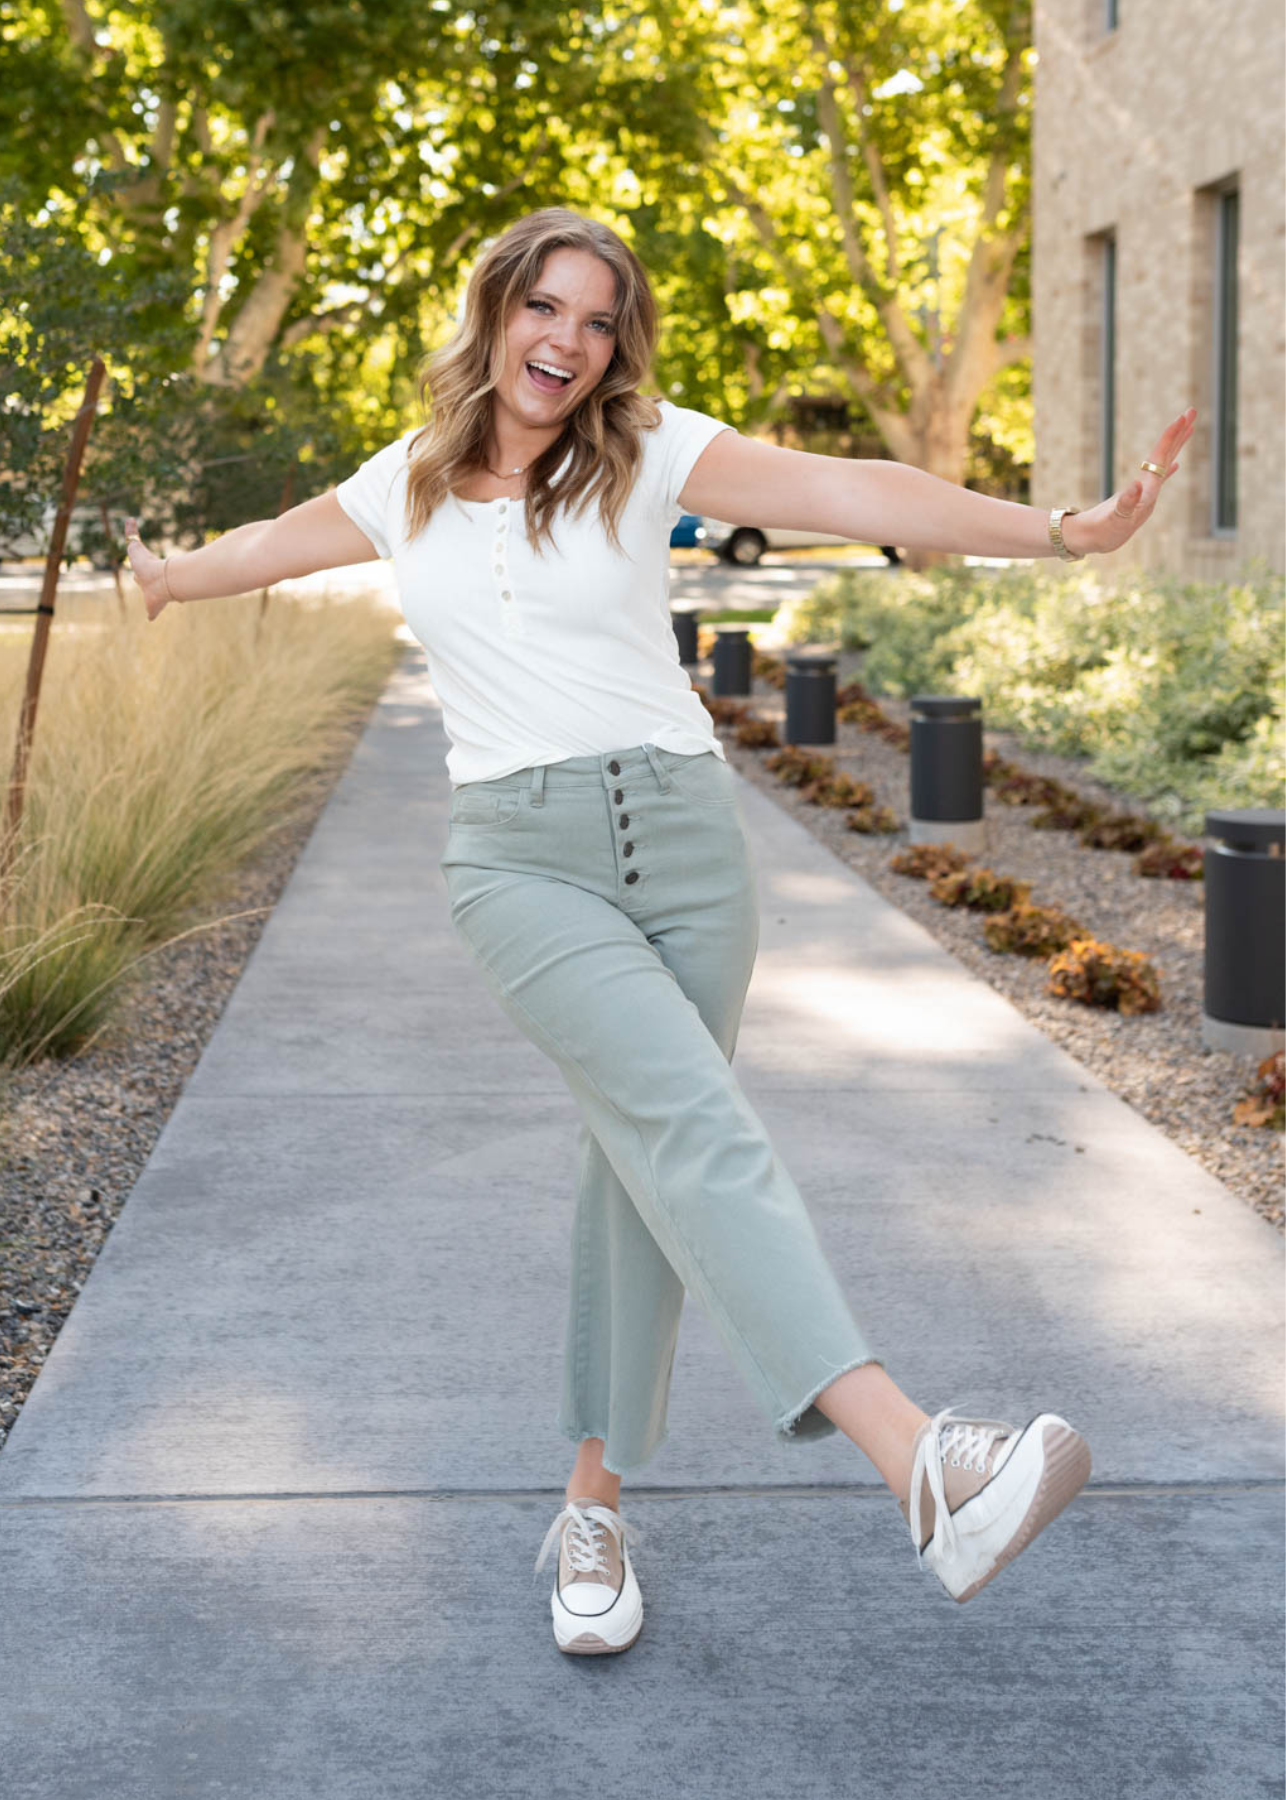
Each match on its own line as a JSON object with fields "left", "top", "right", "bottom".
{"left": 528, "top": 288, "right": 617, "bottom": 321}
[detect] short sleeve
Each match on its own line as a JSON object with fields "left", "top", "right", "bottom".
{"left": 334, "top": 431, "right": 416, "bottom": 559}
{"left": 651, "top": 400, "right": 736, "bottom": 519}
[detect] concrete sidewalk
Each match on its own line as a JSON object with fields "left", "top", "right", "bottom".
{"left": 2, "top": 645, "right": 1281, "bottom": 1799}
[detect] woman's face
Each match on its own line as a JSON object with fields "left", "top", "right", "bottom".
{"left": 493, "top": 246, "right": 620, "bottom": 445}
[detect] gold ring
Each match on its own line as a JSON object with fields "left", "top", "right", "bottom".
{"left": 1139, "top": 459, "right": 1165, "bottom": 477}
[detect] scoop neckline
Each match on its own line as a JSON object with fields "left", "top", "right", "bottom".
{"left": 454, "top": 492, "right": 526, "bottom": 506}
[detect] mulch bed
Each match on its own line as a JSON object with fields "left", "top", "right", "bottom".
{"left": 713, "top": 648, "right": 1283, "bottom": 1236}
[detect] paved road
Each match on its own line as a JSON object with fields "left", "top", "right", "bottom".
{"left": 1, "top": 642, "right": 1281, "bottom": 1799}
{"left": 0, "top": 549, "right": 882, "bottom": 615}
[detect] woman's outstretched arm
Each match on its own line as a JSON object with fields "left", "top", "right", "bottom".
{"left": 124, "top": 489, "right": 381, "bottom": 622}
{"left": 678, "top": 407, "right": 1197, "bottom": 561}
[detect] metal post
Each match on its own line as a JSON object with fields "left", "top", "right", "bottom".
{"left": 711, "top": 626, "right": 752, "bottom": 697}
{"left": 670, "top": 607, "right": 700, "bottom": 665}
{"left": 784, "top": 651, "right": 838, "bottom": 744}
{"left": 1202, "top": 808, "right": 1285, "bottom": 1055}
{"left": 908, "top": 695, "right": 986, "bottom": 854}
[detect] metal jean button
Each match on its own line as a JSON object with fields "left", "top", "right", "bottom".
{"left": 608, "top": 760, "right": 621, "bottom": 775}
{"left": 624, "top": 870, "right": 639, "bottom": 884}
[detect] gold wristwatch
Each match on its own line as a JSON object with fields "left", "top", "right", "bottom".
{"left": 1048, "top": 506, "right": 1084, "bottom": 561}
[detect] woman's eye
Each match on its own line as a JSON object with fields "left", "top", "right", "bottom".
{"left": 526, "top": 297, "right": 614, "bottom": 334}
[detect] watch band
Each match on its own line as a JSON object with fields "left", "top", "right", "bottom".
{"left": 1048, "top": 506, "right": 1084, "bottom": 561}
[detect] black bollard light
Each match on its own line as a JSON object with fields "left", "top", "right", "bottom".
{"left": 711, "top": 625, "right": 753, "bottom": 697}
{"left": 670, "top": 606, "right": 701, "bottom": 665}
{"left": 908, "top": 695, "right": 986, "bottom": 854}
{"left": 784, "top": 650, "right": 838, "bottom": 745}
{"left": 1202, "top": 808, "right": 1286, "bottom": 1056}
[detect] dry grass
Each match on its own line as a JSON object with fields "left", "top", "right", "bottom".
{"left": 0, "top": 583, "right": 402, "bottom": 1067}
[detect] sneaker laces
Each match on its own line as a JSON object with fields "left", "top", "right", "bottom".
{"left": 907, "top": 1404, "right": 1014, "bottom": 1565}
{"left": 532, "top": 1499, "right": 644, "bottom": 1581}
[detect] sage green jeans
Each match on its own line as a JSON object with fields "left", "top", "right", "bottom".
{"left": 440, "top": 742, "right": 881, "bottom": 1476}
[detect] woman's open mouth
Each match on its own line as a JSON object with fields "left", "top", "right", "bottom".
{"left": 526, "top": 361, "right": 574, "bottom": 394}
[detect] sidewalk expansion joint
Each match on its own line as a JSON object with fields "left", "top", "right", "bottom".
{"left": 1, "top": 1478, "right": 1281, "bottom": 1509}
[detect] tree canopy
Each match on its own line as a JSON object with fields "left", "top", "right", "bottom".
{"left": 0, "top": 0, "right": 1035, "bottom": 557}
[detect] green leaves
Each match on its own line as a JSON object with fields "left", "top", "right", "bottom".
{"left": 777, "top": 560, "right": 1286, "bottom": 835}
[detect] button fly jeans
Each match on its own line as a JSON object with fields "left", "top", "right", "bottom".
{"left": 440, "top": 742, "right": 881, "bottom": 1477}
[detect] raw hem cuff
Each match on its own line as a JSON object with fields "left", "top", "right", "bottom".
{"left": 557, "top": 1422, "right": 670, "bottom": 1479}
{"left": 773, "top": 1355, "right": 885, "bottom": 1446}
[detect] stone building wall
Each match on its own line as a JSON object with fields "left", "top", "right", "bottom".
{"left": 1032, "top": 0, "right": 1284, "bottom": 578}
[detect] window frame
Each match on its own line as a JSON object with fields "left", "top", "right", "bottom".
{"left": 1210, "top": 182, "right": 1239, "bottom": 537}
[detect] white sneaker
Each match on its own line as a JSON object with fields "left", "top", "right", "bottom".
{"left": 534, "top": 1496, "right": 644, "bottom": 1654}
{"left": 900, "top": 1406, "right": 1092, "bottom": 1603}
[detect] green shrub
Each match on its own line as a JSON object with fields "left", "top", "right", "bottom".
{"left": 776, "top": 560, "right": 1284, "bottom": 833}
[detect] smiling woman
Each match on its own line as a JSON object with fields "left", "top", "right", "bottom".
{"left": 124, "top": 203, "right": 1099, "bottom": 1662}
{"left": 394, "top": 210, "right": 662, "bottom": 555}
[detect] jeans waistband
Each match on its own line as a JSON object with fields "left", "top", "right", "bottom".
{"left": 464, "top": 743, "right": 715, "bottom": 806}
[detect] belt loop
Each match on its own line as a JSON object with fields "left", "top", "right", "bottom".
{"left": 530, "top": 763, "right": 547, "bottom": 807}
{"left": 642, "top": 743, "right": 673, "bottom": 794}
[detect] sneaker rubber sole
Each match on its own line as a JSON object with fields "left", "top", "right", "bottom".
{"left": 552, "top": 1596, "right": 643, "bottom": 1655}
{"left": 926, "top": 1413, "right": 1092, "bottom": 1603}
{"left": 556, "top": 1617, "right": 644, "bottom": 1655}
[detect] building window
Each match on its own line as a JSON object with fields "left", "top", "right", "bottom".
{"left": 1212, "top": 186, "right": 1238, "bottom": 533}
{"left": 1099, "top": 232, "right": 1117, "bottom": 501}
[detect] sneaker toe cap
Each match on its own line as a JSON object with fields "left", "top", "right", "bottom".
{"left": 557, "top": 1581, "right": 622, "bottom": 1618}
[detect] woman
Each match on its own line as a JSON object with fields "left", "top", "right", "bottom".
{"left": 126, "top": 206, "right": 1195, "bottom": 1658}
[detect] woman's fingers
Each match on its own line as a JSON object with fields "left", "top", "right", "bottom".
{"left": 1149, "top": 407, "right": 1196, "bottom": 467}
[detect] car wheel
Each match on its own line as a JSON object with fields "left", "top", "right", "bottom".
{"left": 723, "top": 529, "right": 766, "bottom": 566}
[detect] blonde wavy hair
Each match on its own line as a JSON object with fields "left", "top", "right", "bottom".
{"left": 404, "top": 207, "right": 663, "bottom": 557}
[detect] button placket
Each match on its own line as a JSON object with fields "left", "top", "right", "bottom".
{"left": 606, "top": 760, "right": 641, "bottom": 888}
{"left": 492, "top": 498, "right": 519, "bottom": 631}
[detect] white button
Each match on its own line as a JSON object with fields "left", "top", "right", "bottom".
{"left": 498, "top": 501, "right": 508, "bottom": 514}
{"left": 493, "top": 564, "right": 504, "bottom": 575}
{"left": 501, "top": 590, "right": 513, "bottom": 601}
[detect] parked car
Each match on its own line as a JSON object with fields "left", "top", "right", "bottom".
{"left": 669, "top": 512, "right": 708, "bottom": 549}
{"left": 4, "top": 501, "right": 116, "bottom": 568}
{"left": 702, "top": 517, "right": 900, "bottom": 567}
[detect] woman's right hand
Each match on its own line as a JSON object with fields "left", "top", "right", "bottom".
{"left": 124, "top": 517, "right": 177, "bottom": 622}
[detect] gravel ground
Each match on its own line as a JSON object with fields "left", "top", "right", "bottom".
{"left": 0, "top": 680, "right": 391, "bottom": 1453}
{"left": 716, "top": 647, "right": 1283, "bottom": 1237}
{"left": 1, "top": 641, "right": 1279, "bottom": 1456}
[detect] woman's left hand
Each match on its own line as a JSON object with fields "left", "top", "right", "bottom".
{"left": 1063, "top": 407, "right": 1197, "bottom": 557}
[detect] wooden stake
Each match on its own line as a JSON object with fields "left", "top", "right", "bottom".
{"left": 1, "top": 357, "right": 107, "bottom": 894}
